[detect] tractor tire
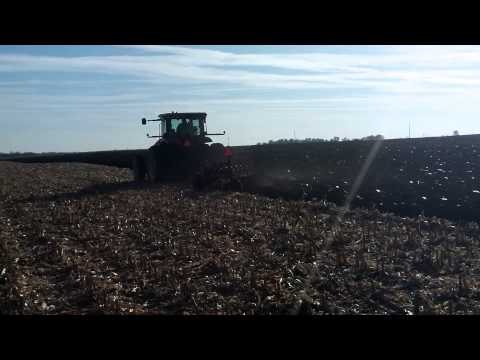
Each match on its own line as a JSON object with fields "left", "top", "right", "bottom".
{"left": 210, "top": 143, "right": 225, "bottom": 153}
{"left": 132, "top": 156, "right": 146, "bottom": 182}
{"left": 209, "top": 143, "right": 225, "bottom": 163}
{"left": 146, "top": 153, "right": 160, "bottom": 182}
{"left": 192, "top": 173, "right": 206, "bottom": 191}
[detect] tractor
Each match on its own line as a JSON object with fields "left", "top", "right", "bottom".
{"left": 133, "top": 112, "right": 241, "bottom": 190}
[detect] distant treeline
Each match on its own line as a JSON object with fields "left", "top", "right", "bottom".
{"left": 258, "top": 134, "right": 385, "bottom": 145}
{"left": 0, "top": 152, "right": 60, "bottom": 159}
{"left": 259, "top": 130, "right": 464, "bottom": 145}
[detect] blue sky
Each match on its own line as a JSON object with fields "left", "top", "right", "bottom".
{"left": 1, "top": 45, "right": 480, "bottom": 152}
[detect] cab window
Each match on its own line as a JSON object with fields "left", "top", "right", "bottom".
{"left": 191, "top": 119, "right": 200, "bottom": 135}
{"left": 170, "top": 119, "right": 183, "bottom": 133}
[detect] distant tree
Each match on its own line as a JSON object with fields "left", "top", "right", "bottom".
{"left": 265, "top": 136, "right": 354, "bottom": 144}
{"left": 361, "top": 134, "right": 384, "bottom": 141}
{"left": 453, "top": 130, "right": 460, "bottom": 136}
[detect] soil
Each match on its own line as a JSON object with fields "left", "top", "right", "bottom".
{"left": 2, "top": 161, "right": 480, "bottom": 315}
{"left": 245, "top": 135, "right": 480, "bottom": 222}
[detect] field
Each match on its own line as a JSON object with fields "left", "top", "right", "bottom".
{"left": 10, "top": 134, "right": 480, "bottom": 222}
{"left": 2, "top": 159, "right": 480, "bottom": 314}
{"left": 248, "top": 134, "right": 480, "bottom": 222}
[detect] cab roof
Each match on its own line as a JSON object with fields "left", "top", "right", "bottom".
{"left": 159, "top": 112, "right": 207, "bottom": 120}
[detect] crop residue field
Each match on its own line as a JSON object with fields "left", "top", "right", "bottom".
{"left": 2, "top": 161, "right": 480, "bottom": 314}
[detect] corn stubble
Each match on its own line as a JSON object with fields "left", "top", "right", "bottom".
{"left": 1, "top": 161, "right": 480, "bottom": 315}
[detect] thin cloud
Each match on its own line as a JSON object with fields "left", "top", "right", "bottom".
{"left": 2, "top": 46, "right": 480, "bottom": 92}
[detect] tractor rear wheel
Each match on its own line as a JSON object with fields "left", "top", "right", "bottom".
{"left": 192, "top": 172, "right": 206, "bottom": 191}
{"left": 132, "top": 156, "right": 146, "bottom": 182}
{"left": 146, "top": 153, "right": 160, "bottom": 182}
{"left": 208, "top": 143, "right": 226, "bottom": 165}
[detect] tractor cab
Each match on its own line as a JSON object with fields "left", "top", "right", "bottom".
{"left": 141, "top": 112, "right": 225, "bottom": 147}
